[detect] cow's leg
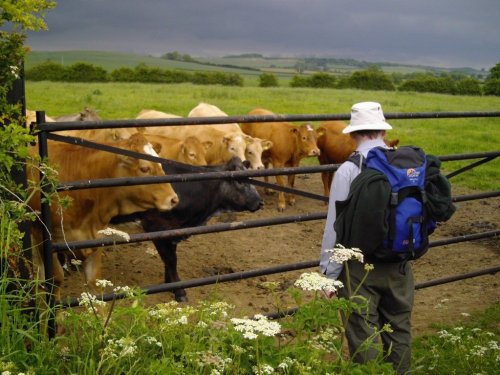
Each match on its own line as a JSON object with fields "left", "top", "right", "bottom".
{"left": 321, "top": 172, "right": 330, "bottom": 198}
{"left": 272, "top": 160, "right": 287, "bottom": 211}
{"left": 153, "top": 239, "right": 187, "bottom": 302}
{"left": 264, "top": 160, "right": 274, "bottom": 195}
{"left": 83, "top": 248, "right": 103, "bottom": 291}
{"left": 286, "top": 162, "right": 297, "bottom": 206}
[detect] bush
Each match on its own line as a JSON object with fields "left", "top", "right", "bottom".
{"left": 25, "top": 60, "right": 67, "bottom": 81}
{"left": 455, "top": 77, "right": 482, "bottom": 96}
{"left": 289, "top": 72, "right": 336, "bottom": 88}
{"left": 345, "top": 67, "right": 395, "bottom": 91}
{"left": 259, "top": 73, "right": 278, "bottom": 87}
{"left": 484, "top": 78, "right": 500, "bottom": 96}
{"left": 64, "top": 62, "right": 108, "bottom": 82}
{"left": 399, "top": 74, "right": 457, "bottom": 94}
{"left": 110, "top": 67, "right": 136, "bottom": 82}
{"left": 484, "top": 63, "right": 500, "bottom": 96}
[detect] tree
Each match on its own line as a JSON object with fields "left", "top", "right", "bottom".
{"left": 259, "top": 73, "right": 278, "bottom": 87}
{"left": 346, "top": 67, "right": 395, "bottom": 91}
{"left": 484, "top": 63, "right": 500, "bottom": 96}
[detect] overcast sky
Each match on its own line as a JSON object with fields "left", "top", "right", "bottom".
{"left": 27, "top": 0, "right": 500, "bottom": 69}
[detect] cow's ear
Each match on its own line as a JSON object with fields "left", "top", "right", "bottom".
{"left": 290, "top": 127, "right": 298, "bottom": 134}
{"left": 202, "top": 140, "right": 213, "bottom": 151}
{"left": 316, "top": 127, "right": 326, "bottom": 137}
{"left": 261, "top": 140, "right": 273, "bottom": 150}
{"left": 243, "top": 135, "right": 254, "bottom": 145}
{"left": 118, "top": 155, "right": 134, "bottom": 167}
{"left": 151, "top": 141, "right": 162, "bottom": 154}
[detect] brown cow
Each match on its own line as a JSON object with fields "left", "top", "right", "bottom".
{"left": 143, "top": 134, "right": 212, "bottom": 166}
{"left": 241, "top": 108, "right": 320, "bottom": 211}
{"left": 29, "top": 133, "right": 179, "bottom": 300}
{"left": 317, "top": 121, "right": 400, "bottom": 198}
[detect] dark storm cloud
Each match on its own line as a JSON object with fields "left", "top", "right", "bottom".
{"left": 27, "top": 0, "right": 500, "bottom": 68}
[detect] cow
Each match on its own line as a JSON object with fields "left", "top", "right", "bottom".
{"left": 28, "top": 133, "right": 179, "bottom": 300}
{"left": 316, "top": 121, "right": 400, "bottom": 198}
{"left": 137, "top": 109, "right": 251, "bottom": 165}
{"left": 26, "top": 110, "right": 56, "bottom": 128}
{"left": 54, "top": 107, "right": 101, "bottom": 122}
{"left": 188, "top": 103, "right": 273, "bottom": 169}
{"left": 143, "top": 134, "right": 212, "bottom": 166}
{"left": 241, "top": 108, "right": 320, "bottom": 211}
{"left": 112, "top": 157, "right": 263, "bottom": 302}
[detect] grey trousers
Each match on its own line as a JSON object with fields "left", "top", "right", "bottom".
{"left": 338, "top": 260, "right": 414, "bottom": 375}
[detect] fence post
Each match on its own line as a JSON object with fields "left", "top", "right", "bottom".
{"left": 36, "top": 110, "right": 56, "bottom": 338}
{"left": 3, "top": 64, "right": 33, "bottom": 286}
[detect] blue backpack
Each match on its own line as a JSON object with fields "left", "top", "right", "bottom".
{"left": 350, "top": 146, "right": 437, "bottom": 261}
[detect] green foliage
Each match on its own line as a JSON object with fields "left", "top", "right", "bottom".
{"left": 343, "top": 67, "right": 396, "bottom": 91}
{"left": 289, "top": 72, "right": 336, "bottom": 88}
{"left": 412, "top": 303, "right": 499, "bottom": 374}
{"left": 455, "top": 77, "right": 482, "bottom": 96}
{"left": 484, "top": 63, "right": 500, "bottom": 96}
{"left": 64, "top": 62, "right": 108, "bottom": 82}
{"left": 0, "top": 0, "right": 55, "bottom": 31}
{"left": 161, "top": 51, "right": 197, "bottom": 63}
{"left": 24, "top": 60, "right": 66, "bottom": 81}
{"left": 399, "top": 73, "right": 482, "bottom": 96}
{"left": 258, "top": 73, "right": 279, "bottom": 87}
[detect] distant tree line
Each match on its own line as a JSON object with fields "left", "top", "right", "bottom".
{"left": 258, "top": 64, "right": 499, "bottom": 96}
{"left": 25, "top": 61, "right": 244, "bottom": 86}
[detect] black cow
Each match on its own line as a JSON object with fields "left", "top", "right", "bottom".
{"left": 114, "top": 157, "right": 263, "bottom": 301}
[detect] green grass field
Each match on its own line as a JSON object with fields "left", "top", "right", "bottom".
{"left": 26, "top": 81, "right": 500, "bottom": 191}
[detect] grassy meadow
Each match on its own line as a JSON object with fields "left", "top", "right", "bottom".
{"left": 26, "top": 81, "right": 500, "bottom": 190}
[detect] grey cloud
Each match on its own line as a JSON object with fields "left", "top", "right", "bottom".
{"left": 27, "top": 0, "right": 500, "bottom": 68}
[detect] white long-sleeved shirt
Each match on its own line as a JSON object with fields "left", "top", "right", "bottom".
{"left": 320, "top": 138, "right": 389, "bottom": 279}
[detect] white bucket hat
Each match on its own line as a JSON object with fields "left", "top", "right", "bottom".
{"left": 342, "top": 101, "right": 392, "bottom": 134}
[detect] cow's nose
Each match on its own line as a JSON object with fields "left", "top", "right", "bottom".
{"left": 309, "top": 149, "right": 320, "bottom": 156}
{"left": 258, "top": 200, "right": 265, "bottom": 208}
{"left": 257, "top": 165, "right": 265, "bottom": 170}
{"left": 170, "top": 194, "right": 180, "bottom": 207}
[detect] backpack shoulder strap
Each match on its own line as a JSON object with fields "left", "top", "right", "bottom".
{"left": 347, "top": 152, "right": 366, "bottom": 170}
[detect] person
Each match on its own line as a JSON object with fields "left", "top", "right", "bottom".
{"left": 320, "top": 101, "right": 414, "bottom": 374}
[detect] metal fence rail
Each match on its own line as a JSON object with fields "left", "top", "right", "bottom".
{"left": 33, "top": 110, "right": 500, "bottom": 337}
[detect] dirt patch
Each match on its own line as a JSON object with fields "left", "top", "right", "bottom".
{"left": 61, "top": 174, "right": 499, "bottom": 335}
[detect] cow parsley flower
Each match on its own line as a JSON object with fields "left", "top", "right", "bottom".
{"left": 461, "top": 312, "right": 471, "bottom": 317}
{"left": 95, "top": 279, "right": 113, "bottom": 288}
{"left": 78, "top": 292, "right": 106, "bottom": 309}
{"left": 113, "top": 285, "right": 134, "bottom": 298}
{"left": 253, "top": 364, "right": 274, "bottom": 375}
{"left": 326, "top": 244, "right": 364, "bottom": 264}
{"left": 294, "top": 272, "right": 344, "bottom": 293}
{"left": 70, "top": 259, "right": 82, "bottom": 266}
{"left": 144, "top": 336, "right": 163, "bottom": 348}
{"left": 231, "top": 314, "right": 281, "bottom": 340}
{"left": 98, "top": 227, "right": 130, "bottom": 242}
{"left": 364, "top": 263, "right": 374, "bottom": 271}
{"left": 145, "top": 247, "right": 157, "bottom": 256}
{"left": 103, "top": 337, "right": 137, "bottom": 358}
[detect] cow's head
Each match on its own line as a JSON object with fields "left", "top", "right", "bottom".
{"left": 245, "top": 137, "right": 273, "bottom": 170}
{"left": 222, "top": 133, "right": 248, "bottom": 162}
{"left": 79, "top": 107, "right": 101, "bottom": 121}
{"left": 115, "top": 134, "right": 179, "bottom": 213}
{"left": 219, "top": 157, "right": 263, "bottom": 212}
{"left": 179, "top": 136, "right": 212, "bottom": 166}
{"left": 384, "top": 138, "right": 400, "bottom": 148}
{"left": 292, "top": 123, "right": 320, "bottom": 157}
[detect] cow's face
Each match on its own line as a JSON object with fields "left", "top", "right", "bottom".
{"left": 245, "top": 137, "right": 273, "bottom": 170}
{"left": 292, "top": 123, "right": 320, "bottom": 157}
{"left": 79, "top": 107, "right": 101, "bottom": 121}
{"left": 223, "top": 133, "right": 248, "bottom": 161}
{"left": 179, "top": 136, "right": 211, "bottom": 166}
{"left": 117, "top": 134, "right": 179, "bottom": 212}
{"left": 220, "top": 158, "right": 263, "bottom": 212}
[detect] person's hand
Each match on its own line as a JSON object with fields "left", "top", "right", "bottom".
{"left": 323, "top": 290, "right": 337, "bottom": 299}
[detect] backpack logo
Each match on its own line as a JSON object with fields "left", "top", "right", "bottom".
{"left": 406, "top": 168, "right": 420, "bottom": 182}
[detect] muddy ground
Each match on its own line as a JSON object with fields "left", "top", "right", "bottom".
{"left": 62, "top": 173, "right": 499, "bottom": 335}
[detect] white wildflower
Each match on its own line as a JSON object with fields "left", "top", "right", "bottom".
{"left": 197, "top": 321, "right": 208, "bottom": 328}
{"left": 145, "top": 247, "right": 157, "bottom": 256}
{"left": 485, "top": 331, "right": 495, "bottom": 337}
{"left": 98, "top": 227, "right": 130, "bottom": 242}
{"left": 95, "top": 279, "right": 113, "bottom": 288}
{"left": 433, "top": 303, "right": 443, "bottom": 309}
{"left": 144, "top": 336, "right": 163, "bottom": 348}
{"left": 253, "top": 364, "right": 274, "bottom": 375}
{"left": 2, "top": 371, "right": 12, "bottom": 375}
{"left": 472, "top": 328, "right": 482, "bottom": 333}
{"left": 364, "top": 263, "right": 374, "bottom": 271}
{"left": 470, "top": 345, "right": 487, "bottom": 357}
{"left": 78, "top": 292, "right": 105, "bottom": 309}
{"left": 178, "top": 315, "right": 188, "bottom": 325}
{"left": 231, "top": 314, "right": 281, "bottom": 340}
{"left": 440, "top": 298, "right": 450, "bottom": 303}
{"left": 113, "top": 285, "right": 134, "bottom": 298}
{"left": 231, "top": 344, "right": 246, "bottom": 354}
{"left": 294, "top": 272, "right": 344, "bottom": 293}
{"left": 210, "top": 370, "right": 221, "bottom": 375}
{"left": 488, "top": 340, "right": 499, "bottom": 350}
{"left": 70, "top": 259, "right": 82, "bottom": 266}
{"left": 461, "top": 312, "right": 470, "bottom": 317}
{"left": 10, "top": 65, "right": 19, "bottom": 79}
{"left": 453, "top": 326, "right": 464, "bottom": 331}
{"left": 326, "top": 244, "right": 364, "bottom": 264}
